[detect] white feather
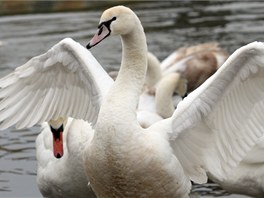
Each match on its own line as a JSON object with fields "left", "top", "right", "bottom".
{"left": 163, "top": 41, "right": 264, "bottom": 183}
{"left": 0, "top": 38, "right": 114, "bottom": 129}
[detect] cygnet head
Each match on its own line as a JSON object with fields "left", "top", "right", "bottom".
{"left": 87, "top": 6, "right": 138, "bottom": 48}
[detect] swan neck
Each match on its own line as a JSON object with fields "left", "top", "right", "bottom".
{"left": 108, "top": 22, "right": 147, "bottom": 114}
{"left": 155, "top": 73, "right": 181, "bottom": 118}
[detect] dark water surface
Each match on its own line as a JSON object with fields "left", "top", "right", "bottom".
{"left": 1, "top": 1, "right": 264, "bottom": 197}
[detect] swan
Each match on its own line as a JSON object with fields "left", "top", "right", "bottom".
{"left": 0, "top": 5, "right": 263, "bottom": 198}
{"left": 83, "top": 6, "right": 264, "bottom": 197}
{"left": 140, "top": 44, "right": 228, "bottom": 119}
{"left": 36, "top": 119, "right": 97, "bottom": 198}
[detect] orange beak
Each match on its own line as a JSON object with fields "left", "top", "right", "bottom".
{"left": 50, "top": 125, "right": 64, "bottom": 158}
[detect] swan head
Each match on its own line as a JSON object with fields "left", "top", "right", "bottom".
{"left": 87, "top": 6, "right": 137, "bottom": 48}
{"left": 48, "top": 117, "right": 68, "bottom": 159}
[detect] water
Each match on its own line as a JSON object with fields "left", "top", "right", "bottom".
{"left": 1, "top": 1, "right": 264, "bottom": 197}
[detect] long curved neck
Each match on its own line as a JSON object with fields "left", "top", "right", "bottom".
{"left": 155, "top": 73, "right": 182, "bottom": 118}
{"left": 103, "top": 19, "right": 147, "bottom": 123}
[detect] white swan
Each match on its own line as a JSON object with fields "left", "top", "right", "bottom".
{"left": 83, "top": 6, "right": 264, "bottom": 197}
{"left": 36, "top": 119, "right": 96, "bottom": 198}
{"left": 0, "top": 5, "right": 263, "bottom": 198}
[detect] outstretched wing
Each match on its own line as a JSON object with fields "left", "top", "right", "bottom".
{"left": 167, "top": 41, "right": 264, "bottom": 183}
{"left": 0, "top": 38, "right": 113, "bottom": 129}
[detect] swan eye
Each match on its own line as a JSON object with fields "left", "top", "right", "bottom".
{"left": 98, "top": 16, "right": 117, "bottom": 30}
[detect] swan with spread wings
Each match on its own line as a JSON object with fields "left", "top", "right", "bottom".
{"left": 1, "top": 5, "right": 264, "bottom": 198}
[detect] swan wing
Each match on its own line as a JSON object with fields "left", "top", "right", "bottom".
{"left": 242, "top": 136, "right": 264, "bottom": 164}
{"left": 0, "top": 38, "right": 113, "bottom": 129}
{"left": 167, "top": 41, "right": 264, "bottom": 184}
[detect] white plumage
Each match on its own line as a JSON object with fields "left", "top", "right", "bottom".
{"left": 0, "top": 5, "right": 264, "bottom": 198}
{"left": 208, "top": 136, "right": 264, "bottom": 197}
{"left": 0, "top": 38, "right": 112, "bottom": 197}
{"left": 0, "top": 38, "right": 113, "bottom": 130}
{"left": 83, "top": 6, "right": 264, "bottom": 198}
{"left": 36, "top": 119, "right": 96, "bottom": 198}
{"left": 170, "top": 43, "right": 264, "bottom": 180}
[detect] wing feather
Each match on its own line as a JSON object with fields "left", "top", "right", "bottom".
{"left": 166, "top": 41, "right": 264, "bottom": 183}
{"left": 79, "top": 91, "right": 88, "bottom": 119}
{"left": 73, "top": 86, "right": 82, "bottom": 118}
{"left": 0, "top": 38, "right": 113, "bottom": 129}
{"left": 0, "top": 91, "right": 34, "bottom": 128}
{"left": 17, "top": 89, "right": 42, "bottom": 128}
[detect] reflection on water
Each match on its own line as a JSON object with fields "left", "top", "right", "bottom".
{"left": 1, "top": 1, "right": 264, "bottom": 197}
